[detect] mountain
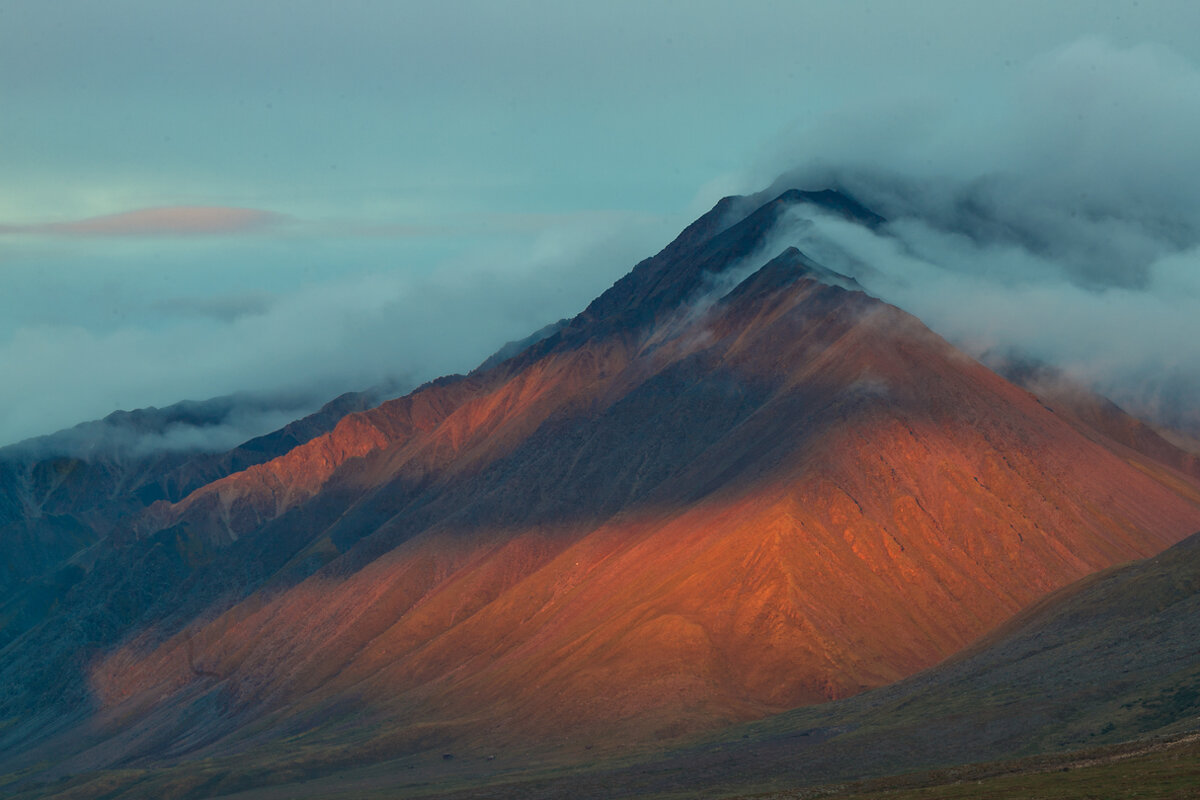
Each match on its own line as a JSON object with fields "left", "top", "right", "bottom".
{"left": 3, "top": 188, "right": 1200, "bottom": 799}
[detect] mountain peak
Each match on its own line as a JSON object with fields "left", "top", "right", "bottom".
{"left": 726, "top": 246, "right": 865, "bottom": 302}
{"left": 568, "top": 188, "right": 881, "bottom": 344}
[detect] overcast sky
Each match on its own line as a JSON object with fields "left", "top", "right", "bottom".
{"left": 3, "top": 1, "right": 1200, "bottom": 447}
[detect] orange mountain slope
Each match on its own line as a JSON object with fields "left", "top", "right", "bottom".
{"left": 7, "top": 190, "right": 1200, "bottom": 789}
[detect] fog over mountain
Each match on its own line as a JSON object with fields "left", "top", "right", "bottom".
{"left": 739, "top": 38, "right": 1200, "bottom": 433}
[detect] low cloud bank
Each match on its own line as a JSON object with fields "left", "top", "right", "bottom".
{"left": 0, "top": 210, "right": 672, "bottom": 448}
{"left": 2, "top": 391, "right": 333, "bottom": 460}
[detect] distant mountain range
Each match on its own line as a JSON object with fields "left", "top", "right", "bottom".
{"left": 2, "top": 187, "right": 1197, "bottom": 799}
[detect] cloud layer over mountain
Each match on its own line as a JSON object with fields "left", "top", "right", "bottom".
{"left": 751, "top": 38, "right": 1200, "bottom": 432}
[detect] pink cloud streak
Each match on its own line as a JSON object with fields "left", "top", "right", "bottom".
{"left": 0, "top": 206, "right": 285, "bottom": 237}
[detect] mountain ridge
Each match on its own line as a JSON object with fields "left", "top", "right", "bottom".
{"left": 3, "top": 187, "right": 1199, "bottom": 799}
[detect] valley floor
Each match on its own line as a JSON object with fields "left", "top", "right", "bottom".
{"left": 9, "top": 731, "right": 1198, "bottom": 800}
{"left": 734, "top": 732, "right": 1200, "bottom": 800}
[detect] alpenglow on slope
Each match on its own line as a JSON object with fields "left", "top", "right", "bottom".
{"left": 3, "top": 188, "right": 1200, "bottom": 799}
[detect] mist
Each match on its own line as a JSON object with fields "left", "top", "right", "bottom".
{"left": 0, "top": 211, "right": 675, "bottom": 448}
{"left": 1, "top": 391, "right": 333, "bottom": 461}
{"left": 745, "top": 38, "right": 1200, "bottom": 434}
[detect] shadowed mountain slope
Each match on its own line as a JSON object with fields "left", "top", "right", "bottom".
{"left": 3, "top": 190, "right": 1200, "bottom": 799}
{"left": 0, "top": 390, "right": 386, "bottom": 651}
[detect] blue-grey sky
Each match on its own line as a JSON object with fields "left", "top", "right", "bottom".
{"left": 3, "top": 1, "right": 1200, "bottom": 446}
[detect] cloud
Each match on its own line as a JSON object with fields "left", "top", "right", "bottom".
{"left": 151, "top": 292, "right": 275, "bottom": 323}
{"left": 742, "top": 38, "right": 1200, "bottom": 433}
{"left": 7, "top": 393, "right": 334, "bottom": 460}
{"left": 0, "top": 206, "right": 285, "bottom": 237}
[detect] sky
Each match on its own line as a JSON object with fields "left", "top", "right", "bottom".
{"left": 3, "top": 1, "right": 1200, "bottom": 447}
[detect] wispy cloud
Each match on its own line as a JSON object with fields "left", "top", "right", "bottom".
{"left": 151, "top": 292, "right": 276, "bottom": 323}
{"left": 0, "top": 206, "right": 285, "bottom": 237}
{"left": 323, "top": 209, "right": 663, "bottom": 239}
